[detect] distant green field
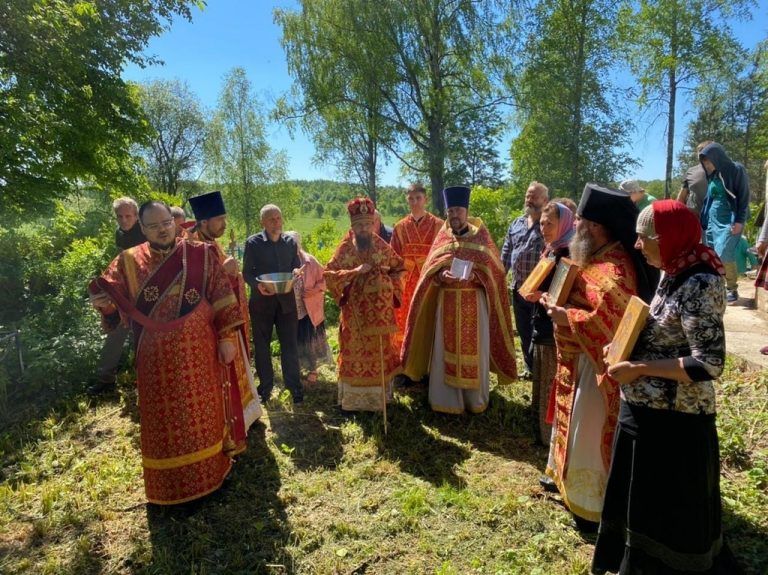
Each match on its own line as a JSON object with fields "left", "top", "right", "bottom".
{"left": 285, "top": 215, "right": 348, "bottom": 237}
{"left": 285, "top": 214, "right": 400, "bottom": 238}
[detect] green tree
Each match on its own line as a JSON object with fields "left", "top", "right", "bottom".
{"left": 138, "top": 79, "right": 207, "bottom": 197}
{"left": 617, "top": 0, "right": 751, "bottom": 198}
{"left": 679, "top": 41, "right": 768, "bottom": 189}
{"left": 276, "top": 0, "right": 516, "bottom": 212}
{"left": 277, "top": 1, "right": 395, "bottom": 204}
{"left": 510, "top": 0, "right": 635, "bottom": 198}
{"left": 205, "top": 68, "right": 290, "bottom": 236}
{"left": 0, "top": 0, "right": 199, "bottom": 215}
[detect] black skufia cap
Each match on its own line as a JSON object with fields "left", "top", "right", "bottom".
{"left": 443, "top": 186, "right": 470, "bottom": 209}
{"left": 189, "top": 191, "right": 226, "bottom": 221}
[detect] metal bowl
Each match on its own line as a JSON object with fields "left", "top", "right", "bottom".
{"left": 256, "top": 272, "right": 295, "bottom": 294}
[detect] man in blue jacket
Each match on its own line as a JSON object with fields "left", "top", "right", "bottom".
{"left": 699, "top": 142, "right": 750, "bottom": 304}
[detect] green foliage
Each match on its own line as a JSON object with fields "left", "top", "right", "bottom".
{"left": 471, "top": 185, "right": 523, "bottom": 247}
{"left": 0, "top": 0, "right": 199, "bottom": 215}
{"left": 679, "top": 40, "right": 768, "bottom": 194}
{"left": 276, "top": 0, "right": 517, "bottom": 212}
{"left": 510, "top": 0, "right": 637, "bottom": 196}
{"left": 205, "top": 68, "right": 289, "bottom": 237}
{"left": 0, "top": 200, "right": 114, "bottom": 405}
{"left": 137, "top": 78, "right": 207, "bottom": 196}
{"left": 616, "top": 0, "right": 751, "bottom": 196}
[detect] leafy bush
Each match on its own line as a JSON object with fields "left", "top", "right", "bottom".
{"left": 470, "top": 185, "right": 523, "bottom": 247}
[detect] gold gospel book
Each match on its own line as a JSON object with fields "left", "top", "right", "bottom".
{"left": 517, "top": 256, "right": 556, "bottom": 299}
{"left": 606, "top": 296, "right": 651, "bottom": 366}
{"left": 548, "top": 257, "right": 579, "bottom": 306}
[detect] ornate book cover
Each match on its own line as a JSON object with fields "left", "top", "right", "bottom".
{"left": 606, "top": 295, "right": 650, "bottom": 366}
{"left": 548, "top": 257, "right": 579, "bottom": 306}
{"left": 517, "top": 256, "right": 556, "bottom": 299}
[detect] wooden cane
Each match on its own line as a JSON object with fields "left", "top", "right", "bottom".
{"left": 379, "top": 334, "right": 388, "bottom": 436}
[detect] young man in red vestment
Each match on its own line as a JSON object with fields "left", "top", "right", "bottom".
{"left": 401, "top": 186, "right": 517, "bottom": 414}
{"left": 324, "top": 197, "right": 405, "bottom": 412}
{"left": 390, "top": 183, "right": 443, "bottom": 354}
{"left": 188, "top": 191, "right": 262, "bottom": 454}
{"left": 89, "top": 201, "right": 244, "bottom": 505}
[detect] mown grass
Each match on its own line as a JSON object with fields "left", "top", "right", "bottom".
{"left": 1, "top": 354, "right": 766, "bottom": 574}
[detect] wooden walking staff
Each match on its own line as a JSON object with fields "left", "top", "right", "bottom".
{"left": 379, "top": 334, "right": 388, "bottom": 436}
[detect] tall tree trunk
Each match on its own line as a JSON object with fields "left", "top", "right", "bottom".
{"left": 429, "top": 121, "right": 445, "bottom": 214}
{"left": 366, "top": 133, "right": 377, "bottom": 205}
{"left": 665, "top": 65, "right": 676, "bottom": 200}
{"left": 664, "top": 17, "right": 679, "bottom": 200}
{"left": 569, "top": 3, "right": 587, "bottom": 196}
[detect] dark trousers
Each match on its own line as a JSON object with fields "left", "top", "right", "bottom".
{"left": 512, "top": 288, "right": 535, "bottom": 372}
{"left": 97, "top": 323, "right": 130, "bottom": 383}
{"left": 249, "top": 298, "right": 303, "bottom": 401}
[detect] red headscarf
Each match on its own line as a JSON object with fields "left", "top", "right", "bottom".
{"left": 652, "top": 200, "right": 725, "bottom": 276}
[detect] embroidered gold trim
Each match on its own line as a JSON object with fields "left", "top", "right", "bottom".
{"left": 142, "top": 440, "right": 223, "bottom": 470}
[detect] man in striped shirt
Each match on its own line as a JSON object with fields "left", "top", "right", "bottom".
{"left": 500, "top": 181, "right": 549, "bottom": 378}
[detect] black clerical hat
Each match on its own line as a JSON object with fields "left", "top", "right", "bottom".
{"left": 443, "top": 186, "right": 470, "bottom": 209}
{"left": 189, "top": 191, "right": 226, "bottom": 221}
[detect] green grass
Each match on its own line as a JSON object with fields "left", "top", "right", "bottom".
{"left": 1, "top": 352, "right": 766, "bottom": 574}
{"left": 285, "top": 215, "right": 349, "bottom": 239}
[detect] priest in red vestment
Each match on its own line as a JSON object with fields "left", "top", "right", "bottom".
{"left": 541, "top": 184, "right": 656, "bottom": 528}
{"left": 324, "top": 197, "right": 405, "bottom": 411}
{"left": 89, "top": 201, "right": 244, "bottom": 505}
{"left": 188, "top": 191, "right": 262, "bottom": 455}
{"left": 401, "top": 186, "right": 517, "bottom": 414}
{"left": 391, "top": 183, "right": 444, "bottom": 352}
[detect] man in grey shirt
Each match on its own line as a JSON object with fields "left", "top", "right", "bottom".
{"left": 677, "top": 141, "right": 711, "bottom": 217}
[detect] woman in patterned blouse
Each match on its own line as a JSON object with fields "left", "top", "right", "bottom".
{"left": 592, "top": 200, "right": 740, "bottom": 575}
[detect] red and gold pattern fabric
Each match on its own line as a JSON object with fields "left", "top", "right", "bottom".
{"left": 94, "top": 239, "right": 243, "bottom": 504}
{"left": 549, "top": 241, "right": 637, "bottom": 483}
{"left": 440, "top": 285, "right": 481, "bottom": 388}
{"left": 324, "top": 232, "right": 405, "bottom": 386}
{"left": 401, "top": 217, "right": 517, "bottom": 383}
{"left": 391, "top": 212, "right": 443, "bottom": 349}
{"left": 187, "top": 229, "right": 261, "bottom": 453}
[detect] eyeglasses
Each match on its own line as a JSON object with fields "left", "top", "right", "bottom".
{"left": 143, "top": 219, "right": 175, "bottom": 232}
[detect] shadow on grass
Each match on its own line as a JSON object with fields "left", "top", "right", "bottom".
{"left": 394, "top": 383, "right": 549, "bottom": 472}
{"left": 723, "top": 507, "right": 768, "bottom": 575}
{"left": 143, "top": 424, "right": 294, "bottom": 574}
{"left": 266, "top": 382, "right": 344, "bottom": 471}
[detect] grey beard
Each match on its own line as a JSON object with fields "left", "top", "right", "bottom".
{"left": 569, "top": 233, "right": 595, "bottom": 267}
{"left": 525, "top": 205, "right": 542, "bottom": 217}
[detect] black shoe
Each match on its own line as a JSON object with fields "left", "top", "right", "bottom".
{"left": 258, "top": 390, "right": 271, "bottom": 404}
{"left": 395, "top": 374, "right": 415, "bottom": 388}
{"left": 539, "top": 475, "right": 558, "bottom": 493}
{"left": 292, "top": 396, "right": 304, "bottom": 405}
{"left": 573, "top": 515, "right": 599, "bottom": 533}
{"left": 87, "top": 379, "right": 116, "bottom": 396}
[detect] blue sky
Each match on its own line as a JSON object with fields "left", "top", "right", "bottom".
{"left": 122, "top": 0, "right": 768, "bottom": 186}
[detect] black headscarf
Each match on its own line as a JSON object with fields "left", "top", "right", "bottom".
{"left": 577, "top": 183, "right": 659, "bottom": 303}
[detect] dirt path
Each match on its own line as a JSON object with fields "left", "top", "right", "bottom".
{"left": 724, "top": 277, "right": 768, "bottom": 368}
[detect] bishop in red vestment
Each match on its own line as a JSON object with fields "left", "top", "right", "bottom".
{"left": 324, "top": 197, "right": 405, "bottom": 411}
